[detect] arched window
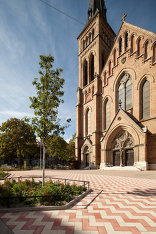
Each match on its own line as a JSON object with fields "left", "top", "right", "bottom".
{"left": 119, "top": 37, "right": 122, "bottom": 55}
{"left": 125, "top": 32, "right": 128, "bottom": 51}
{"left": 86, "top": 109, "right": 91, "bottom": 135}
{"left": 117, "top": 73, "right": 132, "bottom": 110}
{"left": 105, "top": 99, "right": 110, "bottom": 130}
{"left": 113, "top": 49, "right": 117, "bottom": 66}
{"left": 90, "top": 55, "right": 94, "bottom": 81}
{"left": 104, "top": 72, "right": 107, "bottom": 85}
{"left": 153, "top": 43, "right": 156, "bottom": 63}
{"left": 109, "top": 61, "right": 112, "bottom": 76}
{"left": 144, "top": 41, "right": 148, "bottom": 60}
{"left": 131, "top": 35, "right": 135, "bottom": 53}
{"left": 84, "top": 60, "right": 88, "bottom": 86}
{"left": 142, "top": 80, "right": 150, "bottom": 119}
{"left": 137, "top": 38, "right": 142, "bottom": 56}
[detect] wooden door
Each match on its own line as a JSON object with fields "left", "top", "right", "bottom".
{"left": 113, "top": 150, "right": 120, "bottom": 166}
{"left": 86, "top": 153, "right": 89, "bottom": 167}
{"left": 125, "top": 149, "right": 134, "bottom": 166}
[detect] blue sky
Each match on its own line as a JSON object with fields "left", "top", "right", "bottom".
{"left": 0, "top": 0, "right": 155, "bottom": 142}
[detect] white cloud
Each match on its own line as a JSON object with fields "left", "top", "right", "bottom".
{"left": 0, "top": 111, "right": 34, "bottom": 118}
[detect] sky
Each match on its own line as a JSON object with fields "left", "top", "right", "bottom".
{"left": 0, "top": 0, "right": 156, "bottom": 142}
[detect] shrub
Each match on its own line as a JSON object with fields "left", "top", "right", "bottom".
{"left": 0, "top": 179, "right": 87, "bottom": 207}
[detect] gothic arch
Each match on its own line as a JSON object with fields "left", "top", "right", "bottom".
{"left": 143, "top": 40, "right": 149, "bottom": 60}
{"left": 103, "top": 124, "right": 141, "bottom": 150}
{"left": 101, "top": 124, "right": 143, "bottom": 167}
{"left": 137, "top": 74, "right": 155, "bottom": 90}
{"left": 81, "top": 143, "right": 92, "bottom": 168}
{"left": 84, "top": 106, "right": 92, "bottom": 136}
{"left": 136, "top": 37, "right": 142, "bottom": 56}
{"left": 88, "top": 50, "right": 96, "bottom": 58}
{"left": 113, "top": 68, "right": 136, "bottom": 92}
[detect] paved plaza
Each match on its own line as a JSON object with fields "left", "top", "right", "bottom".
{"left": 0, "top": 169, "right": 156, "bottom": 233}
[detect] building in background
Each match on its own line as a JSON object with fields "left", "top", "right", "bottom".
{"left": 76, "top": 0, "right": 156, "bottom": 170}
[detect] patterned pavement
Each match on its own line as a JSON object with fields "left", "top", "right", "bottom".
{"left": 0, "top": 170, "right": 156, "bottom": 234}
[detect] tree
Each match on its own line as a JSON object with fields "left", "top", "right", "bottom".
{"left": 66, "top": 133, "right": 76, "bottom": 161}
{"left": 29, "top": 54, "right": 70, "bottom": 186}
{"left": 46, "top": 135, "right": 67, "bottom": 163}
{"left": 0, "top": 118, "right": 36, "bottom": 166}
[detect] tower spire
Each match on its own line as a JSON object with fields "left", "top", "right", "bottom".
{"left": 87, "top": 0, "right": 107, "bottom": 22}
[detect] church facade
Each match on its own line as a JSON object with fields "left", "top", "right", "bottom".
{"left": 75, "top": 0, "right": 156, "bottom": 170}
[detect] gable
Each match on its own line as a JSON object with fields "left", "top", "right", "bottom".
{"left": 101, "top": 21, "right": 156, "bottom": 82}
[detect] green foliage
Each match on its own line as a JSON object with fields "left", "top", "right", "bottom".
{"left": 46, "top": 135, "right": 67, "bottom": 161}
{"left": 46, "top": 134, "right": 76, "bottom": 162}
{"left": 29, "top": 54, "right": 70, "bottom": 143}
{"left": 66, "top": 133, "right": 76, "bottom": 161}
{"left": 0, "top": 171, "right": 8, "bottom": 179}
{"left": 0, "top": 118, "right": 37, "bottom": 164}
{"left": 0, "top": 180, "right": 87, "bottom": 207}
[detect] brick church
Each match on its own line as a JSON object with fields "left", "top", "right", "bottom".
{"left": 75, "top": 0, "right": 156, "bottom": 170}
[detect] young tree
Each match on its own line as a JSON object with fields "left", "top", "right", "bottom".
{"left": 29, "top": 54, "right": 70, "bottom": 186}
{"left": 0, "top": 118, "right": 36, "bottom": 166}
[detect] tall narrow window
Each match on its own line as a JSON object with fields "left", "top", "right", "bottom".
{"left": 109, "top": 61, "right": 112, "bottom": 76}
{"left": 118, "top": 83, "right": 124, "bottom": 109}
{"left": 90, "top": 55, "right": 94, "bottom": 81}
{"left": 102, "top": 53, "right": 105, "bottom": 69}
{"left": 105, "top": 99, "right": 110, "bottom": 130}
{"left": 113, "top": 49, "right": 117, "bottom": 66}
{"left": 137, "top": 38, "right": 142, "bottom": 56}
{"left": 117, "top": 73, "right": 132, "bottom": 110}
{"left": 92, "top": 29, "right": 94, "bottom": 40}
{"left": 86, "top": 37, "right": 89, "bottom": 46}
{"left": 89, "top": 33, "right": 91, "bottom": 43}
{"left": 153, "top": 43, "right": 156, "bottom": 63}
{"left": 142, "top": 80, "right": 150, "bottom": 119}
{"left": 125, "top": 79, "right": 132, "bottom": 109}
{"left": 84, "top": 60, "right": 88, "bottom": 86}
{"left": 86, "top": 109, "right": 91, "bottom": 135}
{"left": 131, "top": 35, "right": 135, "bottom": 53}
{"left": 119, "top": 37, "right": 122, "bottom": 55}
{"left": 125, "top": 32, "right": 128, "bottom": 51}
{"left": 144, "top": 41, "right": 148, "bottom": 60}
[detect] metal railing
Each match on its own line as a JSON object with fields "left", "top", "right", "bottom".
{"left": 8, "top": 176, "right": 90, "bottom": 190}
{"left": 1, "top": 176, "right": 90, "bottom": 208}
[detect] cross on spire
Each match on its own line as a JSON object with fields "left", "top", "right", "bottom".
{"left": 121, "top": 13, "right": 127, "bottom": 22}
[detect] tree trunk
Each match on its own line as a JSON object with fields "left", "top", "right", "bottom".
{"left": 42, "top": 143, "right": 46, "bottom": 186}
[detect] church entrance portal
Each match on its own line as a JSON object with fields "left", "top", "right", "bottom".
{"left": 112, "top": 130, "right": 134, "bottom": 167}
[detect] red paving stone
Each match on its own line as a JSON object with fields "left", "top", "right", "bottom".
{"left": 0, "top": 170, "right": 156, "bottom": 233}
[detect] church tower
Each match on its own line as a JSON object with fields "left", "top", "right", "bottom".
{"left": 76, "top": 0, "right": 116, "bottom": 168}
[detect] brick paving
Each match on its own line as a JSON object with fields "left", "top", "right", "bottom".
{"left": 0, "top": 170, "right": 156, "bottom": 233}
